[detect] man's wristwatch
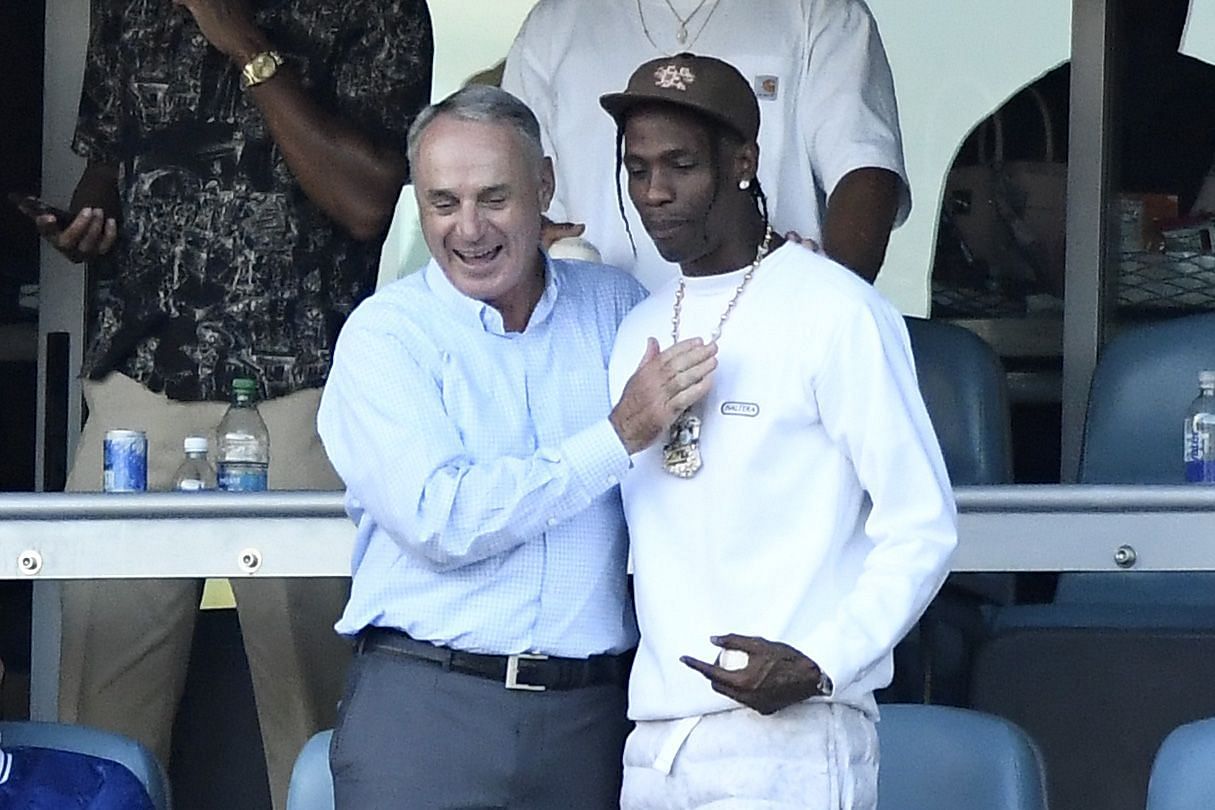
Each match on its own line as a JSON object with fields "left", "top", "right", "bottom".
{"left": 240, "top": 50, "right": 284, "bottom": 89}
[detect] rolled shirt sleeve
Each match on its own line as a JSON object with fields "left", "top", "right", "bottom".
{"left": 801, "top": 0, "right": 911, "bottom": 225}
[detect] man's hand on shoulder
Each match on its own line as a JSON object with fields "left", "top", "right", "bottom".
{"left": 173, "top": 0, "right": 269, "bottom": 65}
{"left": 541, "top": 216, "right": 585, "bottom": 250}
{"left": 610, "top": 337, "right": 717, "bottom": 455}
{"left": 681, "top": 633, "right": 830, "bottom": 716}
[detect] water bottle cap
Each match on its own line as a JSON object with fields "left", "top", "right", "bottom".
{"left": 1201, "top": 370, "right": 1215, "bottom": 386}
{"left": 184, "top": 436, "right": 209, "bottom": 453}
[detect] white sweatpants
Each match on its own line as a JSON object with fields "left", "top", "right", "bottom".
{"left": 621, "top": 702, "right": 878, "bottom": 809}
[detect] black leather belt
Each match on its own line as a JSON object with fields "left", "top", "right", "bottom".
{"left": 357, "top": 627, "right": 632, "bottom": 692}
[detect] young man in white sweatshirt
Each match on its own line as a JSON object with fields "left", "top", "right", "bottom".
{"left": 603, "top": 54, "right": 957, "bottom": 808}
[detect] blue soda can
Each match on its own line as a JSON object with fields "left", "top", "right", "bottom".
{"left": 104, "top": 429, "right": 148, "bottom": 492}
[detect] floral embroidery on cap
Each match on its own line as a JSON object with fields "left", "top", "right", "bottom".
{"left": 654, "top": 64, "right": 696, "bottom": 91}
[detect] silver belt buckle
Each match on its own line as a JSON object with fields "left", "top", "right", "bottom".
{"left": 505, "top": 653, "right": 549, "bottom": 691}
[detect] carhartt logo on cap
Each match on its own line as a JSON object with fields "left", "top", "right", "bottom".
{"left": 654, "top": 64, "right": 696, "bottom": 91}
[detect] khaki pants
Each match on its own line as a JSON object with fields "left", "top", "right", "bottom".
{"left": 59, "top": 372, "right": 352, "bottom": 810}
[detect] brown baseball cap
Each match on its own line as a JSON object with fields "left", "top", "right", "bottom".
{"left": 600, "top": 53, "right": 760, "bottom": 142}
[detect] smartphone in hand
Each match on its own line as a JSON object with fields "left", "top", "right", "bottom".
{"left": 6, "top": 192, "right": 74, "bottom": 229}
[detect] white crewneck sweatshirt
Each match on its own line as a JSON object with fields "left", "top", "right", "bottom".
{"left": 608, "top": 243, "right": 957, "bottom": 723}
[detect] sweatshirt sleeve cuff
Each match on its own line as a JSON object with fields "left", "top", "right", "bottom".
{"left": 797, "top": 625, "right": 863, "bottom": 698}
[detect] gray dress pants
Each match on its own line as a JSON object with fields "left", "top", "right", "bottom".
{"left": 330, "top": 643, "right": 631, "bottom": 809}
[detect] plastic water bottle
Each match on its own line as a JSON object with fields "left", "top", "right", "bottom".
{"left": 216, "top": 378, "right": 270, "bottom": 491}
{"left": 172, "top": 436, "right": 217, "bottom": 491}
{"left": 1184, "top": 370, "right": 1215, "bottom": 483}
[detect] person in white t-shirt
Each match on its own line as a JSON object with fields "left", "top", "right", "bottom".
{"left": 502, "top": 0, "right": 908, "bottom": 288}
{"left": 602, "top": 54, "right": 956, "bottom": 808}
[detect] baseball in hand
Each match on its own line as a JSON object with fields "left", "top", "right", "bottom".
{"left": 716, "top": 648, "right": 750, "bottom": 671}
{"left": 548, "top": 236, "right": 602, "bottom": 263}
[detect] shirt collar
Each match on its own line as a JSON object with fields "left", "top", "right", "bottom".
{"left": 423, "top": 253, "right": 560, "bottom": 337}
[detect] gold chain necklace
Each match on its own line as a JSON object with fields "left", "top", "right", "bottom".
{"left": 662, "top": 225, "right": 774, "bottom": 478}
{"left": 637, "top": 0, "right": 723, "bottom": 53}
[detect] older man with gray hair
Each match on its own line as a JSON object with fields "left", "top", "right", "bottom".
{"left": 317, "top": 84, "right": 718, "bottom": 808}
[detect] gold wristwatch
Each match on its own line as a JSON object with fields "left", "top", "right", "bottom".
{"left": 240, "top": 50, "right": 284, "bottom": 89}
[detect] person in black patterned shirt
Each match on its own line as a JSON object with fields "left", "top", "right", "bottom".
{"left": 26, "top": 1, "right": 433, "bottom": 806}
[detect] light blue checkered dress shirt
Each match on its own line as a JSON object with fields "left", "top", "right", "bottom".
{"left": 318, "top": 255, "right": 647, "bottom": 657}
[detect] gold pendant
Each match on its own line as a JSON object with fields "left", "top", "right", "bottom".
{"left": 662, "top": 410, "right": 702, "bottom": 478}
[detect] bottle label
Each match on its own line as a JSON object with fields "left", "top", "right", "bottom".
{"left": 218, "top": 467, "right": 268, "bottom": 492}
{"left": 1185, "top": 416, "right": 1215, "bottom": 483}
{"left": 1185, "top": 461, "right": 1215, "bottom": 484}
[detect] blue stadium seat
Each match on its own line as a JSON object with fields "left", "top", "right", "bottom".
{"left": 0, "top": 720, "right": 171, "bottom": 810}
{"left": 877, "top": 704, "right": 1047, "bottom": 810}
{"left": 287, "top": 729, "right": 334, "bottom": 810}
{"left": 990, "top": 312, "right": 1215, "bottom": 633}
{"left": 972, "top": 314, "right": 1215, "bottom": 810}
{"left": 971, "top": 629, "right": 1215, "bottom": 810}
{"left": 1078, "top": 312, "right": 1215, "bottom": 486}
{"left": 294, "top": 709, "right": 1049, "bottom": 810}
{"left": 1064, "top": 310, "right": 1215, "bottom": 614}
{"left": 904, "top": 316, "right": 1013, "bottom": 487}
{"left": 896, "top": 317, "right": 1013, "bottom": 705}
{"left": 1146, "top": 716, "right": 1215, "bottom": 810}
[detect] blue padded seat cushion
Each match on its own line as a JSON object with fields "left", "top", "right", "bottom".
{"left": 877, "top": 704, "right": 1047, "bottom": 810}
{"left": 1147, "top": 717, "right": 1215, "bottom": 809}
{"left": 0, "top": 745, "right": 156, "bottom": 810}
